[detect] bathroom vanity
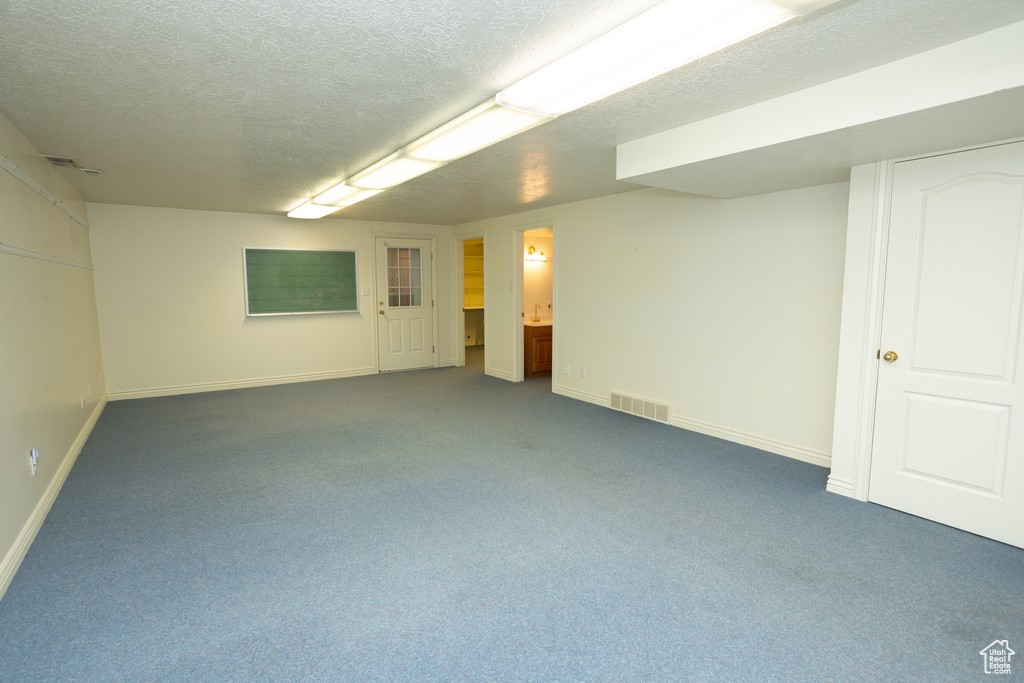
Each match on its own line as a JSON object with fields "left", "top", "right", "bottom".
{"left": 524, "top": 322, "right": 552, "bottom": 377}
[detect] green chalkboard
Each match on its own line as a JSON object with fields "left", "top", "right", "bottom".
{"left": 244, "top": 248, "right": 358, "bottom": 315}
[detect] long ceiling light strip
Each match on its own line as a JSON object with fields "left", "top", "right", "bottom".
{"left": 287, "top": 200, "right": 342, "bottom": 219}
{"left": 402, "top": 99, "right": 552, "bottom": 163}
{"left": 497, "top": 0, "right": 797, "bottom": 117}
{"left": 313, "top": 184, "right": 384, "bottom": 207}
{"left": 288, "top": 0, "right": 831, "bottom": 218}
{"left": 301, "top": 99, "right": 551, "bottom": 214}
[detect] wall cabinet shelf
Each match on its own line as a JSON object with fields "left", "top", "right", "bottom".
{"left": 463, "top": 240, "right": 485, "bottom": 346}
{"left": 464, "top": 244, "right": 484, "bottom": 309}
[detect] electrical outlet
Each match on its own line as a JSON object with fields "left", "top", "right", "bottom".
{"left": 80, "top": 395, "right": 85, "bottom": 408}
{"left": 580, "top": 367, "right": 587, "bottom": 378}
{"left": 563, "top": 363, "right": 570, "bottom": 375}
{"left": 29, "top": 448, "right": 38, "bottom": 476}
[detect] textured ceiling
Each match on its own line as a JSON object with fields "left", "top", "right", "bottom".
{"left": 2, "top": 0, "right": 1024, "bottom": 225}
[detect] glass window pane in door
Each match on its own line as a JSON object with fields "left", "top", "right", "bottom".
{"left": 386, "top": 246, "right": 424, "bottom": 308}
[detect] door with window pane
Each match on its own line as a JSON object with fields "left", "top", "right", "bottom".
{"left": 375, "top": 237, "right": 434, "bottom": 372}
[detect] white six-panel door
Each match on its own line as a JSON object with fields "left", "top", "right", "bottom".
{"left": 869, "top": 141, "right": 1024, "bottom": 548}
{"left": 375, "top": 237, "right": 435, "bottom": 372}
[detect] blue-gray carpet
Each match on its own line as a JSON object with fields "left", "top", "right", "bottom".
{"left": 1, "top": 347, "right": 1021, "bottom": 681}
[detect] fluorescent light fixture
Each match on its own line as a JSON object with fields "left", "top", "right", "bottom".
{"left": 314, "top": 183, "right": 384, "bottom": 207}
{"left": 403, "top": 99, "right": 553, "bottom": 163}
{"left": 497, "top": 0, "right": 798, "bottom": 116}
{"left": 289, "top": 0, "right": 839, "bottom": 217}
{"left": 348, "top": 154, "right": 441, "bottom": 190}
{"left": 287, "top": 200, "right": 341, "bottom": 219}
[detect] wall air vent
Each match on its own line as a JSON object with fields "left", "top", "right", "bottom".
{"left": 42, "top": 155, "right": 78, "bottom": 168}
{"left": 81, "top": 168, "right": 103, "bottom": 176}
{"left": 610, "top": 392, "right": 670, "bottom": 424}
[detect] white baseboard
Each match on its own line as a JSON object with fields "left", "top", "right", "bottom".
{"left": 0, "top": 395, "right": 107, "bottom": 602}
{"left": 826, "top": 474, "right": 856, "bottom": 497}
{"left": 552, "top": 385, "right": 607, "bottom": 407}
{"left": 107, "top": 367, "right": 378, "bottom": 400}
{"left": 669, "top": 415, "right": 831, "bottom": 468}
{"left": 486, "top": 367, "right": 515, "bottom": 381}
{"left": 552, "top": 386, "right": 831, "bottom": 469}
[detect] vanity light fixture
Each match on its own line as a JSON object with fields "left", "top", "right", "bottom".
{"left": 288, "top": 0, "right": 837, "bottom": 218}
{"left": 525, "top": 245, "right": 547, "bottom": 262}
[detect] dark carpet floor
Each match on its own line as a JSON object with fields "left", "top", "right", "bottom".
{"left": 1, "top": 346, "right": 1021, "bottom": 681}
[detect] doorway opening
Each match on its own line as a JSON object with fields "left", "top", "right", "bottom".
{"left": 460, "top": 237, "right": 485, "bottom": 374}
{"left": 520, "top": 226, "right": 554, "bottom": 386}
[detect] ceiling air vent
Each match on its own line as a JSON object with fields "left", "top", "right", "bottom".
{"left": 42, "top": 155, "right": 79, "bottom": 168}
{"left": 41, "top": 156, "right": 103, "bottom": 175}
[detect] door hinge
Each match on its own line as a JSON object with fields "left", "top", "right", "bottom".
{"left": 876, "top": 349, "right": 881, "bottom": 359}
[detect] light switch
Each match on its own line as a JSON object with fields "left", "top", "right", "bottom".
{"left": 361, "top": 288, "right": 371, "bottom": 296}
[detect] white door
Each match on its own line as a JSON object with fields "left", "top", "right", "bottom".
{"left": 375, "top": 237, "right": 434, "bottom": 372}
{"left": 869, "top": 141, "right": 1024, "bottom": 548}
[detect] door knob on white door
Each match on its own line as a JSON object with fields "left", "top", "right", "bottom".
{"left": 882, "top": 351, "right": 898, "bottom": 362}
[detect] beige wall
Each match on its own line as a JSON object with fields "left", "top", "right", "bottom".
{"left": 0, "top": 114, "right": 105, "bottom": 599}
{"left": 1, "top": 123, "right": 847, "bottom": 601}
{"left": 89, "top": 204, "right": 455, "bottom": 398}
{"left": 455, "top": 184, "right": 849, "bottom": 464}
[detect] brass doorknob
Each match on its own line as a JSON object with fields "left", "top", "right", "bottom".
{"left": 379, "top": 310, "right": 384, "bottom": 315}
{"left": 882, "top": 351, "right": 898, "bottom": 362}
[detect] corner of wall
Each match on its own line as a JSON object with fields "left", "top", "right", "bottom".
{"left": 829, "top": 161, "right": 890, "bottom": 501}
{"left": 1, "top": 111, "right": 105, "bottom": 603}
{"left": 0, "top": 397, "right": 106, "bottom": 601}
{"left": 0, "top": 115, "right": 89, "bottom": 228}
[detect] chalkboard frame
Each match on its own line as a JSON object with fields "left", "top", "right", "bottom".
{"left": 243, "top": 247, "right": 359, "bottom": 316}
